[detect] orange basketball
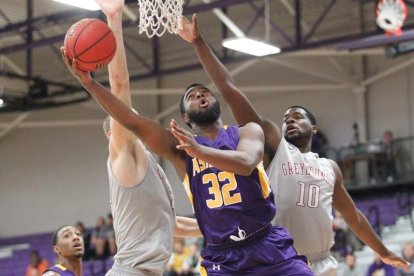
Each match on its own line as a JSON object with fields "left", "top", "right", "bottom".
{"left": 64, "top": 18, "right": 116, "bottom": 72}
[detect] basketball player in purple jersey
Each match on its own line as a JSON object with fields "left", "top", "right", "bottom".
{"left": 177, "top": 14, "right": 410, "bottom": 275}
{"left": 43, "top": 225, "right": 84, "bottom": 276}
{"left": 61, "top": 33, "right": 313, "bottom": 276}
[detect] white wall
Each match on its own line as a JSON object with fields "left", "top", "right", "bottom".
{"left": 0, "top": 122, "right": 109, "bottom": 236}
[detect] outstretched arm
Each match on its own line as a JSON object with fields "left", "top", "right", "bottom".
{"left": 174, "top": 216, "right": 202, "bottom": 237}
{"left": 331, "top": 160, "right": 410, "bottom": 271}
{"left": 96, "top": 0, "right": 147, "bottom": 186}
{"left": 179, "top": 15, "right": 281, "bottom": 165}
{"left": 170, "top": 119, "right": 264, "bottom": 176}
{"left": 61, "top": 50, "right": 186, "bottom": 177}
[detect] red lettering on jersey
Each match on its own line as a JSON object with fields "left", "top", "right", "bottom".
{"left": 287, "top": 162, "right": 294, "bottom": 174}
{"left": 282, "top": 163, "right": 288, "bottom": 175}
{"left": 294, "top": 163, "right": 300, "bottom": 174}
{"left": 300, "top": 163, "right": 305, "bottom": 175}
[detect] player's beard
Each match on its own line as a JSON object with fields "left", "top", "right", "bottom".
{"left": 74, "top": 252, "right": 84, "bottom": 259}
{"left": 187, "top": 101, "right": 221, "bottom": 125}
{"left": 285, "top": 127, "right": 312, "bottom": 145}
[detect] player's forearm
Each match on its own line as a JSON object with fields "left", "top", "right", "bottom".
{"left": 348, "top": 209, "right": 389, "bottom": 257}
{"left": 82, "top": 78, "right": 137, "bottom": 131}
{"left": 193, "top": 36, "right": 235, "bottom": 92}
{"left": 106, "top": 12, "right": 130, "bottom": 91}
{"left": 193, "top": 36, "right": 263, "bottom": 126}
{"left": 83, "top": 78, "right": 182, "bottom": 163}
{"left": 174, "top": 217, "right": 202, "bottom": 237}
{"left": 195, "top": 146, "right": 259, "bottom": 176}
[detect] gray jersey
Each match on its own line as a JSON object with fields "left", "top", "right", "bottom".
{"left": 267, "top": 137, "right": 335, "bottom": 260}
{"left": 107, "top": 151, "right": 175, "bottom": 274}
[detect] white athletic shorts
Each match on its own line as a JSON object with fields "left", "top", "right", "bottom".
{"left": 308, "top": 252, "right": 338, "bottom": 276}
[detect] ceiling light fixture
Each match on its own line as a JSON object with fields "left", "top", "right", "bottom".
{"left": 222, "top": 37, "right": 281, "bottom": 57}
{"left": 52, "top": 0, "right": 101, "bottom": 11}
{"left": 220, "top": 0, "right": 280, "bottom": 56}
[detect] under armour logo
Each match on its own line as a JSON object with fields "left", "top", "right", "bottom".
{"left": 212, "top": 264, "right": 221, "bottom": 271}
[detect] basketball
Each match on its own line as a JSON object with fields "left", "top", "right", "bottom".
{"left": 64, "top": 18, "right": 116, "bottom": 72}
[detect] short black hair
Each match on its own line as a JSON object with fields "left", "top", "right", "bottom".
{"left": 179, "top": 83, "right": 206, "bottom": 115}
{"left": 52, "top": 225, "right": 70, "bottom": 246}
{"left": 288, "top": 105, "right": 317, "bottom": 125}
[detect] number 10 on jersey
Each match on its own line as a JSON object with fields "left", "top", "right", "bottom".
{"left": 296, "top": 181, "right": 320, "bottom": 208}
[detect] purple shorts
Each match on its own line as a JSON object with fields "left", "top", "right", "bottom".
{"left": 200, "top": 225, "right": 314, "bottom": 275}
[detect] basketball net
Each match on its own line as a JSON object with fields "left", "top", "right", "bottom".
{"left": 138, "top": 0, "right": 184, "bottom": 37}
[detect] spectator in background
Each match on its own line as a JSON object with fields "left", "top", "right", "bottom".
{"left": 339, "top": 253, "right": 364, "bottom": 276}
{"left": 75, "top": 221, "right": 92, "bottom": 261}
{"left": 331, "top": 210, "right": 348, "bottom": 260}
{"left": 165, "top": 238, "right": 188, "bottom": 276}
{"left": 104, "top": 213, "right": 116, "bottom": 257}
{"left": 90, "top": 216, "right": 107, "bottom": 259}
{"left": 26, "top": 250, "right": 49, "bottom": 276}
{"left": 183, "top": 243, "right": 201, "bottom": 276}
{"left": 332, "top": 210, "right": 363, "bottom": 256}
{"left": 399, "top": 242, "right": 414, "bottom": 276}
{"left": 366, "top": 254, "right": 396, "bottom": 276}
{"left": 382, "top": 130, "right": 399, "bottom": 182}
{"left": 311, "top": 128, "right": 329, "bottom": 158}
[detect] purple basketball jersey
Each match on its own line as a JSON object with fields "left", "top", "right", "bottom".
{"left": 183, "top": 125, "right": 276, "bottom": 245}
{"left": 44, "top": 264, "right": 76, "bottom": 275}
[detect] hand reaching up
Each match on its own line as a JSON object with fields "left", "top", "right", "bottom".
{"left": 60, "top": 46, "right": 92, "bottom": 85}
{"left": 178, "top": 14, "right": 200, "bottom": 43}
{"left": 95, "top": 0, "right": 124, "bottom": 18}
{"left": 170, "top": 119, "right": 202, "bottom": 158}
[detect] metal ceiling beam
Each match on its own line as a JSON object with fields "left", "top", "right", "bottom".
{"left": 0, "top": 0, "right": 138, "bottom": 34}
{"left": 361, "top": 56, "right": 414, "bottom": 86}
{"left": 0, "top": 112, "right": 31, "bottom": 141}
{"left": 405, "top": 0, "right": 414, "bottom": 7}
{"left": 263, "top": 57, "right": 348, "bottom": 84}
{"left": 303, "top": 0, "right": 337, "bottom": 42}
{"left": 336, "top": 29, "right": 414, "bottom": 50}
{"left": 26, "top": 0, "right": 33, "bottom": 78}
{"left": 128, "top": 83, "right": 350, "bottom": 96}
{"left": 0, "top": 34, "right": 64, "bottom": 55}
{"left": 0, "top": 71, "right": 82, "bottom": 90}
{"left": 0, "top": 10, "right": 99, "bottom": 34}
{"left": 0, "top": 0, "right": 257, "bottom": 55}
{"left": 244, "top": 3, "right": 265, "bottom": 36}
{"left": 248, "top": 2, "right": 294, "bottom": 45}
{"left": 1, "top": 0, "right": 410, "bottom": 56}
{"left": 294, "top": 0, "right": 302, "bottom": 46}
{"left": 281, "top": 0, "right": 348, "bottom": 76}
{"left": 0, "top": 0, "right": 254, "bottom": 35}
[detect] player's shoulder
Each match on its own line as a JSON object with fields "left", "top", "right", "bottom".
{"left": 326, "top": 158, "right": 341, "bottom": 174}
{"left": 326, "top": 158, "right": 338, "bottom": 167}
{"left": 238, "top": 122, "right": 263, "bottom": 135}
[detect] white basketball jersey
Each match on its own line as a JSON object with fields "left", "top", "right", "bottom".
{"left": 107, "top": 151, "right": 175, "bottom": 274}
{"left": 267, "top": 137, "right": 335, "bottom": 259}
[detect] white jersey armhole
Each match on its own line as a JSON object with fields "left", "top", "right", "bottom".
{"left": 107, "top": 150, "right": 150, "bottom": 188}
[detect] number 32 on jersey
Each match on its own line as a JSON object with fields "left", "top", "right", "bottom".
{"left": 203, "top": 172, "right": 242, "bottom": 209}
